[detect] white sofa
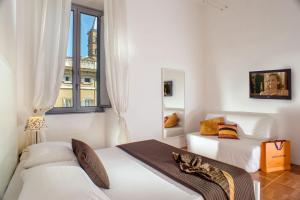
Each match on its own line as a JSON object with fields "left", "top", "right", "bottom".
{"left": 163, "top": 108, "right": 185, "bottom": 138}
{"left": 186, "top": 112, "right": 276, "bottom": 173}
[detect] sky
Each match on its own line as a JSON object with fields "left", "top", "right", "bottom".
{"left": 66, "top": 12, "right": 96, "bottom": 57}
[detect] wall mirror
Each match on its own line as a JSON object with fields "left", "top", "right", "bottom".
{"left": 162, "top": 68, "right": 185, "bottom": 138}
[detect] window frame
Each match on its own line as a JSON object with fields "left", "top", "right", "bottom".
{"left": 48, "top": 4, "right": 104, "bottom": 114}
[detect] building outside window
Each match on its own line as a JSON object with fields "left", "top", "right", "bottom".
{"left": 64, "top": 75, "right": 72, "bottom": 83}
{"left": 81, "top": 98, "right": 94, "bottom": 107}
{"left": 63, "top": 98, "right": 72, "bottom": 107}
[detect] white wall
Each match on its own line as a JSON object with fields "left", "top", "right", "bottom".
{"left": 0, "top": 0, "right": 17, "bottom": 197}
{"left": 125, "top": 0, "right": 205, "bottom": 147}
{"left": 203, "top": 0, "right": 300, "bottom": 164}
{"left": 72, "top": 0, "right": 103, "bottom": 9}
{"left": 45, "top": 113, "right": 106, "bottom": 148}
{"left": 163, "top": 69, "right": 185, "bottom": 109}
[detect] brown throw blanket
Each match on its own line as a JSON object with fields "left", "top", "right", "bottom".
{"left": 118, "top": 140, "right": 255, "bottom": 200}
{"left": 172, "top": 152, "right": 234, "bottom": 200}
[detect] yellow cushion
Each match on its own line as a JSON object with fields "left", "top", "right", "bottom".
{"left": 164, "top": 113, "right": 179, "bottom": 128}
{"left": 200, "top": 117, "right": 225, "bottom": 135}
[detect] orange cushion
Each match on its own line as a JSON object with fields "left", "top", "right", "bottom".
{"left": 200, "top": 117, "right": 225, "bottom": 135}
{"left": 218, "top": 123, "right": 239, "bottom": 139}
{"left": 164, "top": 113, "right": 179, "bottom": 128}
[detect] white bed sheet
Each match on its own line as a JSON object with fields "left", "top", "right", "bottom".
{"left": 3, "top": 160, "right": 25, "bottom": 200}
{"left": 3, "top": 160, "right": 80, "bottom": 200}
{"left": 19, "top": 165, "right": 110, "bottom": 200}
{"left": 187, "top": 132, "right": 262, "bottom": 173}
{"left": 96, "top": 147, "right": 202, "bottom": 200}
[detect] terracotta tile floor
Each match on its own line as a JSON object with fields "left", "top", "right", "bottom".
{"left": 251, "top": 165, "right": 300, "bottom": 200}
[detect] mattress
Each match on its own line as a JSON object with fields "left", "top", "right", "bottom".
{"left": 4, "top": 147, "right": 202, "bottom": 200}
{"left": 187, "top": 132, "right": 262, "bottom": 173}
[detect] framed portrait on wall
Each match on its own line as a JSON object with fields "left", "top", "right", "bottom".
{"left": 164, "top": 81, "right": 173, "bottom": 96}
{"left": 249, "top": 68, "right": 291, "bottom": 100}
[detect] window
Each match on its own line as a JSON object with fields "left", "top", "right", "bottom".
{"left": 64, "top": 75, "right": 72, "bottom": 83}
{"left": 48, "top": 4, "right": 110, "bottom": 114}
{"left": 82, "top": 77, "right": 92, "bottom": 83}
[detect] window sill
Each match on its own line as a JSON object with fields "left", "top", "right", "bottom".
{"left": 46, "top": 107, "right": 104, "bottom": 115}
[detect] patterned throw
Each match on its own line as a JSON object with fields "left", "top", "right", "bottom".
{"left": 173, "top": 152, "right": 235, "bottom": 200}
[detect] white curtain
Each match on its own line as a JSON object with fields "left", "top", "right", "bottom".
{"left": 32, "top": 0, "right": 71, "bottom": 114}
{"left": 104, "top": 0, "right": 130, "bottom": 145}
{"left": 17, "top": 0, "right": 71, "bottom": 147}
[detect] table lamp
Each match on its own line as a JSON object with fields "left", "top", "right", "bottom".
{"left": 24, "top": 116, "right": 47, "bottom": 144}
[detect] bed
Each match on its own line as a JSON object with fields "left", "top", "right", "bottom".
{"left": 3, "top": 140, "right": 260, "bottom": 200}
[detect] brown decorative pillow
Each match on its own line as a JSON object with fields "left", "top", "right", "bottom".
{"left": 72, "top": 139, "right": 110, "bottom": 189}
{"left": 218, "top": 123, "right": 239, "bottom": 139}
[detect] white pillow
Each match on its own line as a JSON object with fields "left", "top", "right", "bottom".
{"left": 23, "top": 142, "right": 77, "bottom": 169}
{"left": 19, "top": 165, "right": 110, "bottom": 200}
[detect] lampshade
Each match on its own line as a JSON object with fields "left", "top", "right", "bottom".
{"left": 24, "top": 116, "right": 47, "bottom": 131}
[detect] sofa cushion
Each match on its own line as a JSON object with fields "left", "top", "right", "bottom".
{"left": 164, "top": 108, "right": 184, "bottom": 127}
{"left": 164, "top": 113, "right": 179, "bottom": 128}
{"left": 218, "top": 123, "right": 239, "bottom": 139}
{"left": 200, "top": 117, "right": 225, "bottom": 136}
{"left": 163, "top": 126, "right": 184, "bottom": 138}
{"left": 186, "top": 132, "right": 262, "bottom": 172}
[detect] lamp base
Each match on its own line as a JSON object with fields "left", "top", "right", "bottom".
{"left": 35, "top": 131, "right": 38, "bottom": 144}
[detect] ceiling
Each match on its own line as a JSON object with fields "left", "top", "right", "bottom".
{"left": 71, "top": 0, "right": 104, "bottom": 10}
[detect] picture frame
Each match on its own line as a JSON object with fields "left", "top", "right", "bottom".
{"left": 164, "top": 81, "right": 173, "bottom": 96}
{"left": 249, "top": 69, "right": 291, "bottom": 100}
